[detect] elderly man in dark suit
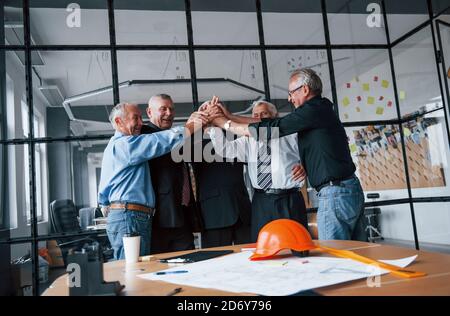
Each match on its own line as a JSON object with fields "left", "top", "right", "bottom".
{"left": 141, "top": 94, "right": 201, "bottom": 253}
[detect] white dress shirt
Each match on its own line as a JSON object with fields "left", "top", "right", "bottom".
{"left": 208, "top": 127, "right": 304, "bottom": 190}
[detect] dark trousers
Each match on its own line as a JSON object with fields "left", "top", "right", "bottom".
{"left": 201, "top": 219, "right": 251, "bottom": 248}
{"left": 251, "top": 190, "right": 308, "bottom": 241}
{"left": 150, "top": 221, "right": 194, "bottom": 254}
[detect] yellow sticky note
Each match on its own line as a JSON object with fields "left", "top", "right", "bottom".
{"left": 381, "top": 80, "right": 389, "bottom": 88}
{"left": 399, "top": 90, "right": 406, "bottom": 100}
{"left": 376, "top": 107, "right": 384, "bottom": 115}
{"left": 342, "top": 97, "right": 350, "bottom": 106}
{"left": 363, "top": 83, "right": 370, "bottom": 91}
{"left": 356, "top": 106, "right": 361, "bottom": 112}
{"left": 350, "top": 144, "right": 358, "bottom": 153}
{"left": 367, "top": 96, "right": 375, "bottom": 105}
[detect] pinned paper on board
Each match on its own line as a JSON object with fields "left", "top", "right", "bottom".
{"left": 381, "top": 80, "right": 389, "bottom": 88}
{"left": 343, "top": 113, "right": 349, "bottom": 119}
{"left": 346, "top": 83, "right": 351, "bottom": 88}
{"left": 356, "top": 106, "right": 361, "bottom": 112}
{"left": 367, "top": 96, "right": 375, "bottom": 105}
{"left": 363, "top": 83, "right": 370, "bottom": 91}
{"left": 342, "top": 97, "right": 350, "bottom": 106}
{"left": 376, "top": 107, "right": 384, "bottom": 115}
{"left": 373, "top": 76, "right": 379, "bottom": 82}
{"left": 387, "top": 101, "right": 393, "bottom": 107}
{"left": 350, "top": 144, "right": 358, "bottom": 153}
{"left": 399, "top": 90, "right": 406, "bottom": 100}
{"left": 357, "top": 96, "right": 362, "bottom": 102}
{"left": 379, "top": 96, "right": 384, "bottom": 101}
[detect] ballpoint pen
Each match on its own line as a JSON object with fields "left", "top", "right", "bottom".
{"left": 159, "top": 258, "right": 193, "bottom": 263}
{"left": 155, "top": 270, "right": 189, "bottom": 275}
{"left": 165, "top": 287, "right": 183, "bottom": 296}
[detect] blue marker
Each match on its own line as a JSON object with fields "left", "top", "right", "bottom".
{"left": 155, "top": 270, "right": 188, "bottom": 275}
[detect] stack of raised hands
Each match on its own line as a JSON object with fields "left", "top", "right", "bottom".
{"left": 184, "top": 95, "right": 229, "bottom": 135}
{"left": 198, "top": 95, "right": 232, "bottom": 127}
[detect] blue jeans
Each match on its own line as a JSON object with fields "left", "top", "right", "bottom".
{"left": 106, "top": 209, "right": 152, "bottom": 260}
{"left": 317, "top": 176, "right": 367, "bottom": 241}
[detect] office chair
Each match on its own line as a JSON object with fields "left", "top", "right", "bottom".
{"left": 49, "top": 200, "right": 113, "bottom": 264}
{"left": 364, "top": 193, "right": 384, "bottom": 242}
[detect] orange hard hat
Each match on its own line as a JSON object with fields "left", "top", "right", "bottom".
{"left": 250, "top": 219, "right": 316, "bottom": 260}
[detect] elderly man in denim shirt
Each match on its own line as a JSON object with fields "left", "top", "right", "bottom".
{"left": 98, "top": 102, "right": 208, "bottom": 259}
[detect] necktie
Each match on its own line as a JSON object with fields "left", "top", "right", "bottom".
{"left": 188, "top": 163, "right": 197, "bottom": 202}
{"left": 257, "top": 142, "right": 272, "bottom": 190}
{"left": 181, "top": 163, "right": 191, "bottom": 206}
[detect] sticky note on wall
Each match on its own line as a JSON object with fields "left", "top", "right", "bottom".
{"left": 399, "top": 90, "right": 406, "bottom": 100}
{"left": 381, "top": 80, "right": 389, "bottom": 88}
{"left": 350, "top": 144, "right": 357, "bottom": 153}
{"left": 363, "top": 83, "right": 370, "bottom": 91}
{"left": 342, "top": 97, "right": 350, "bottom": 106}
{"left": 367, "top": 96, "right": 375, "bottom": 105}
{"left": 376, "top": 107, "right": 384, "bottom": 115}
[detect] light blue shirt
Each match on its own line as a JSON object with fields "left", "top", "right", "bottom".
{"left": 98, "top": 126, "right": 185, "bottom": 208}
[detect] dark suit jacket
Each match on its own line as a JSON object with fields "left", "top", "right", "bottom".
{"left": 194, "top": 139, "right": 252, "bottom": 230}
{"left": 141, "top": 123, "right": 199, "bottom": 229}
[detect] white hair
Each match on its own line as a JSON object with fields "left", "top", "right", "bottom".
{"left": 148, "top": 94, "right": 173, "bottom": 109}
{"left": 290, "top": 68, "right": 323, "bottom": 95}
{"left": 109, "top": 102, "right": 137, "bottom": 129}
{"left": 252, "top": 100, "right": 278, "bottom": 117}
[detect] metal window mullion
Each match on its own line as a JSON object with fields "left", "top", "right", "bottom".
{"left": 23, "top": 0, "right": 39, "bottom": 296}
{"left": 382, "top": 0, "right": 419, "bottom": 250}
{"left": 185, "top": 0, "right": 198, "bottom": 110}
{"left": 107, "top": 0, "right": 119, "bottom": 104}
{"left": 255, "top": 0, "right": 270, "bottom": 101}
{"left": 321, "top": 0, "right": 339, "bottom": 115}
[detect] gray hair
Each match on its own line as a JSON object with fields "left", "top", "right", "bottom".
{"left": 109, "top": 102, "right": 137, "bottom": 129}
{"left": 290, "top": 68, "right": 322, "bottom": 96}
{"left": 148, "top": 94, "right": 173, "bottom": 108}
{"left": 252, "top": 100, "right": 278, "bottom": 117}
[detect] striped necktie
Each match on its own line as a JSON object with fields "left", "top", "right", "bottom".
{"left": 257, "top": 142, "right": 272, "bottom": 190}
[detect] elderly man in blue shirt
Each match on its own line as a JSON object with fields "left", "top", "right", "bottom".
{"left": 98, "top": 102, "right": 208, "bottom": 260}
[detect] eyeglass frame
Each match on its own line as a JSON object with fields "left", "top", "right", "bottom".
{"left": 288, "top": 84, "right": 304, "bottom": 97}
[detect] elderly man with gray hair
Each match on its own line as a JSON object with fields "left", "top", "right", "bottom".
{"left": 206, "top": 99, "right": 308, "bottom": 241}
{"left": 98, "top": 102, "right": 208, "bottom": 259}
{"left": 207, "top": 68, "right": 367, "bottom": 242}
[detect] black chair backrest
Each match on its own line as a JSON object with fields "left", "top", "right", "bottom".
{"left": 49, "top": 199, "right": 80, "bottom": 234}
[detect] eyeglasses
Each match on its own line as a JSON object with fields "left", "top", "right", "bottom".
{"left": 288, "top": 85, "right": 304, "bottom": 97}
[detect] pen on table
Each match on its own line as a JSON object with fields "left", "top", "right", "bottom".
{"left": 165, "top": 287, "right": 183, "bottom": 296}
{"left": 155, "top": 270, "right": 189, "bottom": 275}
{"left": 159, "top": 258, "right": 192, "bottom": 263}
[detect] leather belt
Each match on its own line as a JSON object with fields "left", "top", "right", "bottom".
{"left": 254, "top": 188, "right": 299, "bottom": 195}
{"left": 315, "top": 174, "right": 356, "bottom": 192}
{"left": 109, "top": 202, "right": 155, "bottom": 216}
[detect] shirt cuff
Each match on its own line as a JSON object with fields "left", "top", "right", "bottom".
{"left": 169, "top": 125, "right": 187, "bottom": 138}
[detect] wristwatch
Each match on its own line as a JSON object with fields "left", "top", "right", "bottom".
{"left": 224, "top": 120, "right": 232, "bottom": 130}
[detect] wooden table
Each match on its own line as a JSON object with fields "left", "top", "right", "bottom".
{"left": 42, "top": 240, "right": 450, "bottom": 296}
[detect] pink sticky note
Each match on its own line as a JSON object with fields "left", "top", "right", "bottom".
{"left": 346, "top": 83, "right": 351, "bottom": 88}
{"left": 357, "top": 96, "right": 362, "bottom": 102}
{"left": 374, "top": 76, "right": 379, "bottom": 82}
{"left": 387, "top": 101, "right": 393, "bottom": 107}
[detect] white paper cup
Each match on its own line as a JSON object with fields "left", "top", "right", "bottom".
{"left": 122, "top": 235, "right": 141, "bottom": 264}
